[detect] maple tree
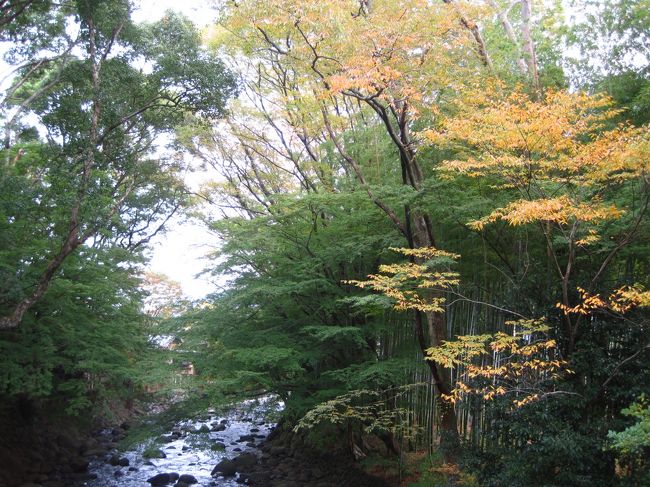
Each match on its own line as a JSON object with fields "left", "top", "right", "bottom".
{"left": 216, "top": 0, "right": 502, "bottom": 454}
{"left": 429, "top": 87, "right": 650, "bottom": 354}
{"left": 349, "top": 248, "right": 570, "bottom": 411}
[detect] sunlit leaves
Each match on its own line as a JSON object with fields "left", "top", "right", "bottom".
{"left": 557, "top": 285, "right": 650, "bottom": 316}
{"left": 220, "top": 0, "right": 484, "bottom": 117}
{"left": 469, "top": 195, "right": 624, "bottom": 230}
{"left": 430, "top": 87, "right": 650, "bottom": 284}
{"left": 295, "top": 385, "right": 418, "bottom": 434}
{"left": 346, "top": 247, "right": 459, "bottom": 313}
{"left": 427, "top": 320, "right": 568, "bottom": 408}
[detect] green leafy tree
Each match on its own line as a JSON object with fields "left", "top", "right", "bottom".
{"left": 0, "top": 2, "right": 236, "bottom": 329}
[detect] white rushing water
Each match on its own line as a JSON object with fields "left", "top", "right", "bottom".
{"left": 80, "top": 396, "right": 283, "bottom": 487}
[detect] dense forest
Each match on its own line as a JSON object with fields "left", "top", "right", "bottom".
{"left": 0, "top": 0, "right": 649, "bottom": 486}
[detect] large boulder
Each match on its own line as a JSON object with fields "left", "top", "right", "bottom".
{"left": 233, "top": 452, "right": 258, "bottom": 470}
{"left": 147, "top": 472, "right": 180, "bottom": 486}
{"left": 211, "top": 458, "right": 237, "bottom": 477}
{"left": 143, "top": 448, "right": 167, "bottom": 459}
{"left": 177, "top": 474, "right": 198, "bottom": 484}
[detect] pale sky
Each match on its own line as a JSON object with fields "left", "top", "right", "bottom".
{"left": 136, "top": 0, "right": 225, "bottom": 300}
{"left": 132, "top": 0, "right": 220, "bottom": 25}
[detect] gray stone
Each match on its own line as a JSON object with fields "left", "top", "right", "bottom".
{"left": 233, "top": 452, "right": 258, "bottom": 470}
{"left": 211, "top": 459, "right": 236, "bottom": 477}
{"left": 147, "top": 472, "right": 180, "bottom": 486}
{"left": 178, "top": 474, "right": 198, "bottom": 484}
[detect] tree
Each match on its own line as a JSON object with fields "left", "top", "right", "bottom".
{"left": 218, "top": 0, "right": 502, "bottom": 454}
{"left": 0, "top": 2, "right": 236, "bottom": 329}
{"left": 429, "top": 87, "right": 650, "bottom": 355}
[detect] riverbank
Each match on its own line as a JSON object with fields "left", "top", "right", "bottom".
{"left": 227, "top": 430, "right": 393, "bottom": 487}
{"left": 2, "top": 394, "right": 402, "bottom": 487}
{"left": 0, "top": 398, "right": 136, "bottom": 487}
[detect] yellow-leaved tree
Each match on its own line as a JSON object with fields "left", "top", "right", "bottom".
{"left": 212, "top": 0, "right": 575, "bottom": 461}
{"left": 427, "top": 88, "right": 650, "bottom": 355}
{"left": 348, "top": 247, "right": 570, "bottom": 410}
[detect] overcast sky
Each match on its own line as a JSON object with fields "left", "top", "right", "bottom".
{"left": 135, "top": 0, "right": 224, "bottom": 300}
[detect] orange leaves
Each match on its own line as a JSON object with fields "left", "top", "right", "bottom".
{"left": 429, "top": 87, "right": 649, "bottom": 239}
{"left": 572, "top": 125, "right": 650, "bottom": 184}
{"left": 557, "top": 285, "right": 650, "bottom": 316}
{"left": 427, "top": 319, "right": 568, "bottom": 408}
{"left": 431, "top": 88, "right": 646, "bottom": 184}
{"left": 431, "top": 89, "right": 618, "bottom": 157}
{"left": 223, "top": 0, "right": 483, "bottom": 115}
{"left": 390, "top": 246, "right": 460, "bottom": 260}
{"left": 468, "top": 196, "right": 624, "bottom": 230}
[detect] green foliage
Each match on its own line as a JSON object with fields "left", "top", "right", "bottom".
{"left": 295, "top": 387, "right": 414, "bottom": 434}
{"left": 1, "top": 2, "right": 644, "bottom": 486}
{"left": 0, "top": 0, "right": 236, "bottom": 424}
{"left": 0, "top": 246, "right": 146, "bottom": 412}
{"left": 608, "top": 396, "right": 650, "bottom": 454}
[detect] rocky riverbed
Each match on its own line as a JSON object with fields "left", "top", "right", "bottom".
{"left": 8, "top": 398, "right": 388, "bottom": 487}
{"left": 71, "top": 396, "right": 278, "bottom": 487}
{"left": 12, "top": 396, "right": 390, "bottom": 487}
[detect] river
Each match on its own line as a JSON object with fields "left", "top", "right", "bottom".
{"left": 78, "top": 396, "right": 282, "bottom": 486}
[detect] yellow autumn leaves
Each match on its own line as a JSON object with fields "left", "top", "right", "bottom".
{"left": 345, "top": 247, "right": 460, "bottom": 313}
{"left": 427, "top": 87, "right": 650, "bottom": 233}
{"left": 426, "top": 319, "right": 567, "bottom": 407}
{"left": 557, "top": 285, "right": 650, "bottom": 316}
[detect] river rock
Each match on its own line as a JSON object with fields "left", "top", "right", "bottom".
{"left": 178, "top": 474, "right": 198, "bottom": 484}
{"left": 147, "top": 472, "right": 180, "bottom": 485}
{"left": 211, "top": 423, "right": 226, "bottom": 432}
{"left": 243, "top": 471, "right": 271, "bottom": 485}
{"left": 233, "top": 452, "right": 258, "bottom": 470}
{"left": 144, "top": 448, "right": 167, "bottom": 459}
{"left": 109, "top": 455, "right": 129, "bottom": 467}
{"left": 211, "top": 459, "right": 237, "bottom": 477}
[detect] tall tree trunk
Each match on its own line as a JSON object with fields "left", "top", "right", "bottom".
{"left": 521, "top": 0, "right": 541, "bottom": 97}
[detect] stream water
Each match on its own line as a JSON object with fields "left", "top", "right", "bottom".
{"left": 78, "top": 396, "right": 282, "bottom": 487}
